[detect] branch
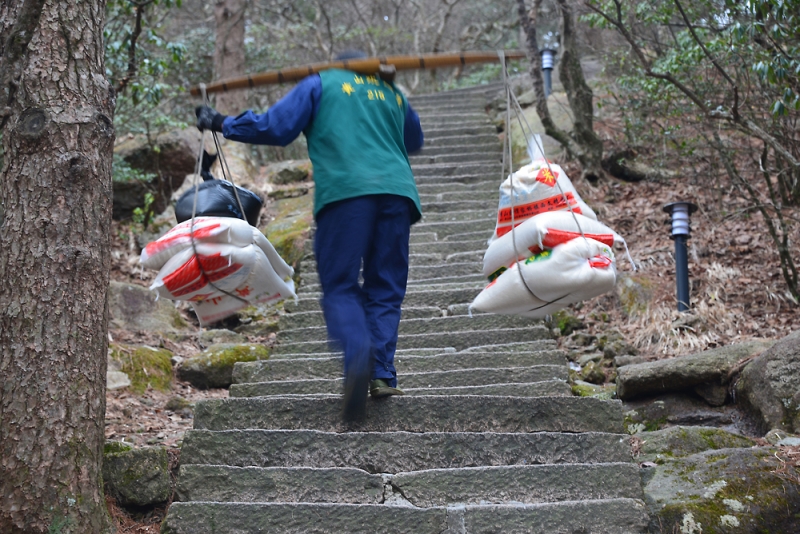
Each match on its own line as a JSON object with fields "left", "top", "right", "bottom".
{"left": 673, "top": 0, "right": 739, "bottom": 119}
{"left": 115, "top": 1, "right": 152, "bottom": 94}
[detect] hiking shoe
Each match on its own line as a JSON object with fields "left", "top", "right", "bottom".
{"left": 369, "top": 379, "right": 405, "bottom": 398}
{"left": 342, "top": 369, "right": 369, "bottom": 423}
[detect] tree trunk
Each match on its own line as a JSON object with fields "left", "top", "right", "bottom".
{"left": 214, "top": 0, "right": 247, "bottom": 115}
{"left": 0, "top": 1, "right": 115, "bottom": 533}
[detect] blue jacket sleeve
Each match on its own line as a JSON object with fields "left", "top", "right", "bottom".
{"left": 404, "top": 104, "right": 424, "bottom": 154}
{"left": 221, "top": 75, "right": 322, "bottom": 146}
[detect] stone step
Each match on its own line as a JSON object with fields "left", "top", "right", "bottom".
{"left": 229, "top": 365, "right": 568, "bottom": 396}
{"left": 419, "top": 190, "right": 499, "bottom": 204}
{"left": 176, "top": 462, "right": 641, "bottom": 506}
{"left": 272, "top": 326, "right": 547, "bottom": 354}
{"left": 409, "top": 84, "right": 502, "bottom": 103}
{"left": 417, "top": 124, "right": 499, "bottom": 138}
{"left": 421, "top": 200, "right": 495, "bottom": 213}
{"left": 413, "top": 161, "right": 502, "bottom": 179}
{"left": 277, "top": 315, "right": 541, "bottom": 344}
{"left": 192, "top": 396, "right": 625, "bottom": 433}
{"left": 414, "top": 137, "right": 498, "bottom": 154}
{"left": 234, "top": 349, "right": 565, "bottom": 383}
{"left": 283, "top": 286, "right": 485, "bottom": 313}
{"left": 403, "top": 380, "right": 571, "bottom": 397}
{"left": 420, "top": 207, "right": 494, "bottom": 222}
{"left": 162, "top": 499, "right": 649, "bottom": 534}
{"left": 413, "top": 101, "right": 490, "bottom": 113}
{"left": 412, "top": 219, "right": 495, "bottom": 238}
{"left": 410, "top": 152, "right": 501, "bottom": 165}
{"left": 179, "top": 428, "right": 632, "bottom": 471}
{"left": 419, "top": 115, "right": 493, "bottom": 127}
{"left": 416, "top": 179, "right": 500, "bottom": 194}
{"left": 266, "top": 340, "right": 559, "bottom": 361}
{"left": 410, "top": 239, "right": 488, "bottom": 254}
{"left": 297, "top": 273, "right": 487, "bottom": 294}
{"left": 418, "top": 135, "right": 499, "bottom": 149}
{"left": 297, "top": 262, "right": 483, "bottom": 288}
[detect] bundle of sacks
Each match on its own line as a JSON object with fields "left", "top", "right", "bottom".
{"left": 140, "top": 217, "right": 296, "bottom": 325}
{"left": 471, "top": 158, "right": 627, "bottom": 318}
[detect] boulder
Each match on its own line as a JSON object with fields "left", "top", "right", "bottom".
{"left": 103, "top": 444, "right": 171, "bottom": 508}
{"left": 113, "top": 129, "right": 201, "bottom": 219}
{"left": 616, "top": 340, "right": 774, "bottom": 401}
{"left": 264, "top": 194, "right": 314, "bottom": 271}
{"left": 197, "top": 329, "right": 247, "bottom": 347}
{"left": 614, "top": 273, "right": 655, "bottom": 318}
{"left": 264, "top": 159, "right": 312, "bottom": 185}
{"left": 643, "top": 447, "right": 800, "bottom": 533}
{"left": 108, "top": 281, "right": 188, "bottom": 333}
{"left": 107, "top": 357, "right": 132, "bottom": 390}
{"left": 177, "top": 343, "right": 269, "bottom": 389}
{"left": 109, "top": 344, "right": 174, "bottom": 394}
{"left": 636, "top": 426, "right": 755, "bottom": 464}
{"left": 623, "top": 393, "right": 739, "bottom": 434}
{"left": 736, "top": 330, "right": 800, "bottom": 434}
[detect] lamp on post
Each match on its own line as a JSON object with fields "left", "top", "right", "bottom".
{"left": 663, "top": 201, "right": 698, "bottom": 312}
{"left": 540, "top": 49, "right": 556, "bottom": 98}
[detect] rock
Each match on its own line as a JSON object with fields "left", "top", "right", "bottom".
{"left": 694, "top": 382, "right": 729, "bottom": 406}
{"left": 580, "top": 361, "right": 606, "bottom": 384}
{"left": 736, "top": 330, "right": 800, "bottom": 434}
{"left": 636, "top": 426, "right": 755, "bottom": 464}
{"left": 107, "top": 371, "right": 132, "bottom": 390}
{"left": 109, "top": 344, "right": 174, "bottom": 394}
{"left": 568, "top": 332, "right": 596, "bottom": 347}
{"left": 198, "top": 329, "right": 247, "bottom": 347}
{"left": 549, "top": 310, "right": 584, "bottom": 336}
{"left": 571, "top": 380, "right": 616, "bottom": 400}
{"left": 615, "top": 355, "right": 650, "bottom": 367}
{"left": 135, "top": 205, "right": 178, "bottom": 250}
{"left": 577, "top": 352, "right": 603, "bottom": 366}
{"left": 643, "top": 447, "right": 800, "bottom": 533}
{"left": 616, "top": 340, "right": 774, "bottom": 400}
{"left": 263, "top": 194, "right": 314, "bottom": 271}
{"left": 596, "top": 330, "right": 637, "bottom": 358}
{"left": 103, "top": 445, "right": 171, "bottom": 508}
{"left": 108, "top": 281, "right": 188, "bottom": 333}
{"left": 178, "top": 343, "right": 270, "bottom": 389}
{"left": 264, "top": 159, "right": 312, "bottom": 185}
{"left": 113, "top": 129, "right": 201, "bottom": 219}
{"left": 165, "top": 395, "right": 191, "bottom": 412}
{"left": 615, "top": 273, "right": 655, "bottom": 318}
{"left": 623, "top": 393, "right": 739, "bottom": 434}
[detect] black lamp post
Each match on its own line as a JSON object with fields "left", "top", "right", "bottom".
{"left": 540, "top": 49, "right": 556, "bottom": 98}
{"left": 663, "top": 201, "right": 698, "bottom": 312}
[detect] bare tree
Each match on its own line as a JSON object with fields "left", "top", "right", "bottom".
{"left": 0, "top": 1, "right": 115, "bottom": 532}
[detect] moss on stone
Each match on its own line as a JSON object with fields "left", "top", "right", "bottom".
{"left": 551, "top": 310, "right": 584, "bottom": 336}
{"left": 178, "top": 343, "right": 270, "bottom": 389}
{"left": 109, "top": 344, "right": 173, "bottom": 394}
{"left": 264, "top": 194, "right": 314, "bottom": 273}
{"left": 571, "top": 380, "right": 616, "bottom": 400}
{"left": 104, "top": 441, "right": 133, "bottom": 455}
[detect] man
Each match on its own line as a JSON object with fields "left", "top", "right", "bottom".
{"left": 196, "top": 53, "right": 423, "bottom": 422}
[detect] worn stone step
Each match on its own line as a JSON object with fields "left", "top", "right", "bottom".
{"left": 277, "top": 315, "right": 541, "bottom": 344}
{"left": 419, "top": 116, "right": 493, "bottom": 128}
{"left": 394, "top": 463, "right": 642, "bottom": 507}
{"left": 234, "top": 347, "right": 564, "bottom": 383}
{"left": 404, "top": 380, "right": 571, "bottom": 397}
{"left": 175, "top": 465, "right": 383, "bottom": 504}
{"left": 297, "top": 263, "right": 483, "bottom": 288}
{"left": 410, "top": 239, "right": 487, "bottom": 254}
{"left": 283, "top": 286, "right": 484, "bottom": 313}
{"left": 416, "top": 179, "right": 500, "bottom": 194}
{"left": 410, "top": 152, "right": 501, "bottom": 165}
{"left": 414, "top": 142, "right": 498, "bottom": 157}
{"left": 410, "top": 84, "right": 502, "bottom": 103}
{"left": 420, "top": 207, "right": 494, "bottom": 222}
{"left": 229, "top": 365, "right": 568, "bottom": 396}
{"left": 421, "top": 200, "right": 495, "bottom": 214}
{"left": 271, "top": 326, "right": 547, "bottom": 354}
{"left": 180, "top": 428, "right": 632, "bottom": 471}
{"left": 267, "top": 340, "right": 559, "bottom": 362}
{"left": 277, "top": 306, "right": 442, "bottom": 330}
{"left": 162, "top": 499, "right": 648, "bottom": 534}
{"left": 193, "top": 396, "right": 625, "bottom": 433}
{"left": 413, "top": 219, "right": 495, "bottom": 238}
{"left": 417, "top": 123, "right": 499, "bottom": 138}
{"left": 175, "top": 462, "right": 640, "bottom": 507}
{"left": 417, "top": 136, "right": 499, "bottom": 150}
{"left": 414, "top": 161, "right": 502, "bottom": 179}
{"left": 419, "top": 190, "right": 499, "bottom": 204}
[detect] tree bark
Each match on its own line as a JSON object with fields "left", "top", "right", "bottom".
{"left": 0, "top": 1, "right": 115, "bottom": 533}
{"left": 214, "top": 0, "right": 248, "bottom": 115}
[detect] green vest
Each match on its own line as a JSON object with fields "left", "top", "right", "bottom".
{"left": 305, "top": 69, "right": 421, "bottom": 222}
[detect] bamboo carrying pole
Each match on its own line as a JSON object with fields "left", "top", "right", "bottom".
{"left": 190, "top": 50, "right": 527, "bottom": 96}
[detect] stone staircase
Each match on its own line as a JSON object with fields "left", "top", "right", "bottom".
{"left": 162, "top": 83, "right": 649, "bottom": 533}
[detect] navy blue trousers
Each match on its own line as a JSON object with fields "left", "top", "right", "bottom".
{"left": 314, "top": 194, "right": 412, "bottom": 388}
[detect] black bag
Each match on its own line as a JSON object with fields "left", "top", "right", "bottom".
{"left": 175, "top": 151, "right": 263, "bottom": 227}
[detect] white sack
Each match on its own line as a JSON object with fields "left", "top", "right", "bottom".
{"left": 492, "top": 159, "right": 597, "bottom": 241}
{"left": 140, "top": 217, "right": 254, "bottom": 270}
{"left": 471, "top": 237, "right": 617, "bottom": 318}
{"left": 483, "top": 211, "right": 624, "bottom": 279}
